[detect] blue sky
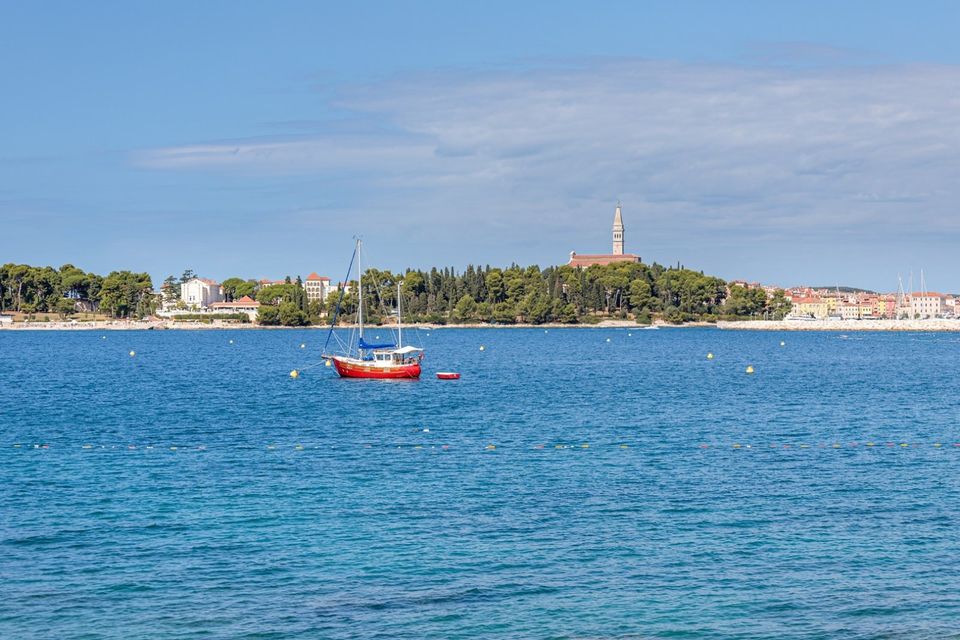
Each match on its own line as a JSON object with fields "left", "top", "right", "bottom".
{"left": 2, "top": 1, "right": 960, "bottom": 291}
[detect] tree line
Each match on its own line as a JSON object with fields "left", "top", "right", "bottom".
{"left": 212, "top": 261, "right": 790, "bottom": 326}
{"left": 0, "top": 263, "right": 155, "bottom": 319}
{"left": 336, "top": 262, "right": 791, "bottom": 325}
{"left": 2, "top": 261, "right": 792, "bottom": 325}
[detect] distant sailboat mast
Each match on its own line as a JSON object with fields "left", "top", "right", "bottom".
{"left": 357, "top": 239, "right": 364, "bottom": 349}
{"left": 896, "top": 274, "right": 907, "bottom": 319}
{"left": 397, "top": 280, "right": 403, "bottom": 349}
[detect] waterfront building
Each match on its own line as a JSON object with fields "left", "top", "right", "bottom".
{"left": 209, "top": 295, "right": 261, "bottom": 321}
{"left": 568, "top": 202, "right": 641, "bottom": 268}
{"left": 181, "top": 278, "right": 224, "bottom": 309}
{"left": 791, "top": 297, "right": 829, "bottom": 319}
{"left": 911, "top": 293, "right": 946, "bottom": 319}
{"left": 305, "top": 273, "right": 332, "bottom": 302}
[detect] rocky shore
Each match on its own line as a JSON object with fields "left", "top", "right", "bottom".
{"left": 1, "top": 318, "right": 669, "bottom": 331}
{"left": 718, "top": 319, "right": 960, "bottom": 332}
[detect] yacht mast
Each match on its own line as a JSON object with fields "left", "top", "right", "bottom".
{"left": 896, "top": 274, "right": 906, "bottom": 319}
{"left": 397, "top": 280, "right": 403, "bottom": 349}
{"left": 357, "top": 239, "right": 364, "bottom": 347}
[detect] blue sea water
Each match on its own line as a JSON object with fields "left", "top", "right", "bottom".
{"left": 2, "top": 327, "right": 960, "bottom": 639}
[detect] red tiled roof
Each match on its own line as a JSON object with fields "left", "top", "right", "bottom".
{"left": 568, "top": 253, "right": 641, "bottom": 267}
{"left": 195, "top": 278, "right": 219, "bottom": 285}
{"left": 306, "top": 272, "right": 330, "bottom": 281}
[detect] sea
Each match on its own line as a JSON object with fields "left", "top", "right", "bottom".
{"left": 2, "top": 327, "right": 959, "bottom": 639}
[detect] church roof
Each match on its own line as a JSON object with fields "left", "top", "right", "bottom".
{"left": 568, "top": 253, "right": 640, "bottom": 267}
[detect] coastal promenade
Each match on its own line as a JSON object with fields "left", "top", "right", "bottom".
{"left": 719, "top": 318, "right": 960, "bottom": 331}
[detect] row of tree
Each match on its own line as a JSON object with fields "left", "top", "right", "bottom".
{"left": 327, "top": 262, "right": 791, "bottom": 325}
{"left": 2, "top": 260, "right": 792, "bottom": 325}
{"left": 0, "top": 263, "right": 155, "bottom": 318}
{"left": 213, "top": 262, "right": 790, "bottom": 326}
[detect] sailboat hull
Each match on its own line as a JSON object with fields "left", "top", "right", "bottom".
{"left": 331, "top": 356, "right": 421, "bottom": 379}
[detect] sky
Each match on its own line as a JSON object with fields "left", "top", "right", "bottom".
{"left": 2, "top": 0, "right": 960, "bottom": 292}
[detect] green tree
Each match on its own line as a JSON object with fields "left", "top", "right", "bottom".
{"left": 767, "top": 289, "right": 792, "bottom": 320}
{"left": 55, "top": 298, "right": 77, "bottom": 319}
{"left": 258, "top": 305, "right": 280, "bottom": 325}
{"left": 221, "top": 277, "right": 248, "bottom": 301}
{"left": 453, "top": 294, "right": 477, "bottom": 322}
{"left": 99, "top": 271, "right": 155, "bottom": 318}
{"left": 278, "top": 301, "right": 308, "bottom": 326}
{"left": 161, "top": 275, "right": 180, "bottom": 302}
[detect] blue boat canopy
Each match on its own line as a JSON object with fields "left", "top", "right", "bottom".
{"left": 359, "top": 338, "right": 396, "bottom": 350}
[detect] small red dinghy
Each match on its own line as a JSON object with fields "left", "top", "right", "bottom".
{"left": 436, "top": 372, "right": 461, "bottom": 380}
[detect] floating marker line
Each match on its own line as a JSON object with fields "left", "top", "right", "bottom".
{"left": 9, "top": 441, "right": 960, "bottom": 453}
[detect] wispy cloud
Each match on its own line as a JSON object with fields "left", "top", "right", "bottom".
{"left": 135, "top": 58, "right": 960, "bottom": 278}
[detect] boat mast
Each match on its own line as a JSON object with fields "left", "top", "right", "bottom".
{"left": 397, "top": 280, "right": 403, "bottom": 349}
{"left": 357, "top": 238, "right": 364, "bottom": 350}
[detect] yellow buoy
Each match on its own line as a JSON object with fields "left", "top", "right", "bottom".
{"left": 325, "top": 360, "right": 332, "bottom": 367}
{"left": 300, "top": 343, "right": 306, "bottom": 349}
{"left": 129, "top": 350, "right": 136, "bottom": 357}
{"left": 485, "top": 444, "right": 496, "bottom": 450}
{"left": 290, "top": 370, "right": 299, "bottom": 378}
{"left": 707, "top": 352, "right": 714, "bottom": 360}
{"left": 746, "top": 365, "right": 754, "bottom": 374}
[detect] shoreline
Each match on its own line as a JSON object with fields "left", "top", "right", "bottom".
{"left": 718, "top": 319, "right": 960, "bottom": 332}
{"left": 0, "top": 319, "right": 691, "bottom": 331}
{"left": 6, "top": 318, "right": 960, "bottom": 332}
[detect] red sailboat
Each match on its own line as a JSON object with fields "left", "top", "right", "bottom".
{"left": 322, "top": 239, "right": 423, "bottom": 379}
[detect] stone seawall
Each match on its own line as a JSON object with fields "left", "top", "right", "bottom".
{"left": 717, "top": 319, "right": 960, "bottom": 332}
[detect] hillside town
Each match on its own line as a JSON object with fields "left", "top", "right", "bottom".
{"left": 719, "top": 283, "right": 957, "bottom": 320}
{"left": 1, "top": 204, "right": 957, "bottom": 328}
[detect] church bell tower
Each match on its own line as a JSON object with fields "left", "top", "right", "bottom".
{"left": 612, "top": 201, "right": 624, "bottom": 255}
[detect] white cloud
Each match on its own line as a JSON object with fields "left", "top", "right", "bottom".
{"left": 135, "top": 58, "right": 960, "bottom": 284}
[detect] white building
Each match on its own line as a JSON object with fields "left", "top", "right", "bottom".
{"left": 911, "top": 293, "right": 946, "bottom": 319}
{"left": 181, "top": 278, "right": 224, "bottom": 309}
{"left": 305, "top": 273, "right": 332, "bottom": 302}
{"left": 209, "top": 295, "right": 261, "bottom": 321}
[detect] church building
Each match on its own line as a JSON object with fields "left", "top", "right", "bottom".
{"left": 568, "top": 202, "right": 641, "bottom": 268}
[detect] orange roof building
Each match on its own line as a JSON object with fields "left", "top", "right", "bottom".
{"left": 567, "top": 202, "right": 640, "bottom": 268}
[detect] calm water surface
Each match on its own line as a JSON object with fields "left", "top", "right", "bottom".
{"left": 2, "top": 328, "right": 960, "bottom": 639}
